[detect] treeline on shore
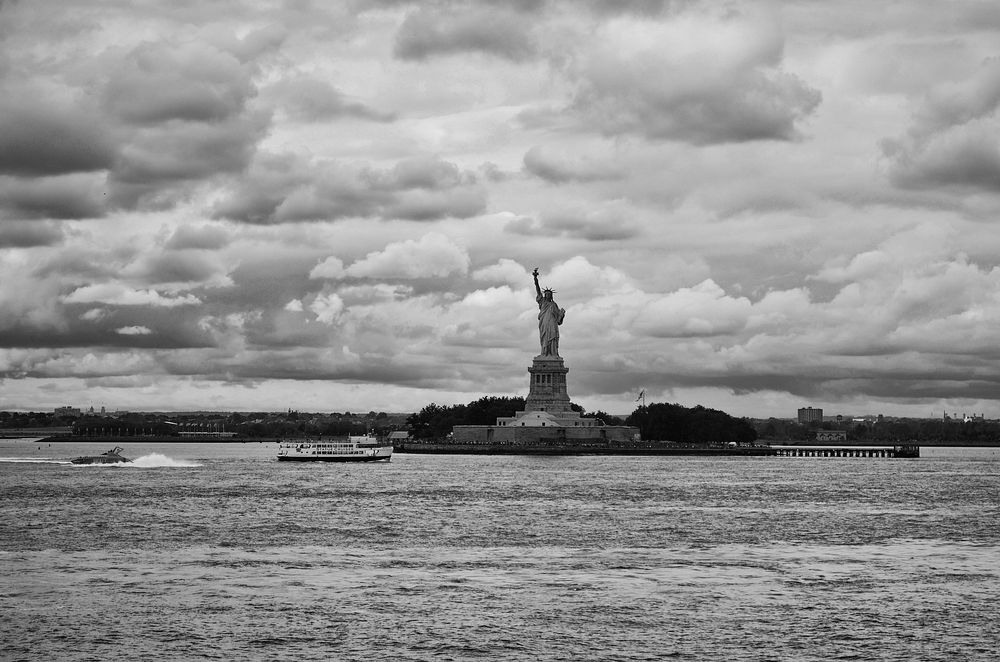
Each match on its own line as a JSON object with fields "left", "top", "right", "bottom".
{"left": 406, "top": 397, "right": 757, "bottom": 444}
{"left": 1, "top": 410, "right": 408, "bottom": 439}
{"left": 7, "top": 404, "right": 999, "bottom": 444}
{"left": 755, "top": 416, "right": 1000, "bottom": 443}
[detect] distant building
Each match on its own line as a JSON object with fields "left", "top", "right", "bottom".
{"left": 816, "top": 430, "right": 847, "bottom": 442}
{"left": 54, "top": 406, "right": 82, "bottom": 417}
{"left": 798, "top": 407, "right": 823, "bottom": 424}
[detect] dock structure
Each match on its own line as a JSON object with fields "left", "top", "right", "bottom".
{"left": 770, "top": 445, "right": 919, "bottom": 458}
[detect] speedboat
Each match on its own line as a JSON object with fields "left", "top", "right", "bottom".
{"left": 71, "top": 446, "right": 132, "bottom": 465}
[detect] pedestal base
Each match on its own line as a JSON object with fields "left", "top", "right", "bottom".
{"left": 525, "top": 355, "right": 572, "bottom": 414}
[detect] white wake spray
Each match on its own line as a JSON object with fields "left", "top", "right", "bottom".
{"left": 127, "top": 453, "right": 202, "bottom": 468}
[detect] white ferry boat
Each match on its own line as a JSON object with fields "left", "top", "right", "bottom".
{"left": 276, "top": 434, "right": 393, "bottom": 462}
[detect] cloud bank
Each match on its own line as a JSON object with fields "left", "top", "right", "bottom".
{"left": 1, "top": 0, "right": 999, "bottom": 419}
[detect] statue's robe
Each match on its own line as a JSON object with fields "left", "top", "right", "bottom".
{"left": 537, "top": 296, "right": 565, "bottom": 356}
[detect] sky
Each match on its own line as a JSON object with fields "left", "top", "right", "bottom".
{"left": 1, "top": 0, "right": 999, "bottom": 419}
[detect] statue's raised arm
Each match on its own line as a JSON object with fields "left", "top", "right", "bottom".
{"left": 532, "top": 267, "right": 565, "bottom": 357}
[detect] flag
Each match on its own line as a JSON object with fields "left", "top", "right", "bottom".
{"left": 636, "top": 389, "right": 645, "bottom": 402}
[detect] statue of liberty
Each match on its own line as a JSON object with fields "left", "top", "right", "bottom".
{"left": 532, "top": 268, "right": 566, "bottom": 357}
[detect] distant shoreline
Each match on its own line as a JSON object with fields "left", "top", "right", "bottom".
{"left": 18, "top": 434, "right": 1000, "bottom": 448}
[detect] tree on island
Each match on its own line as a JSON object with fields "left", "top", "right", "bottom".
{"left": 406, "top": 396, "right": 529, "bottom": 439}
{"left": 627, "top": 402, "right": 757, "bottom": 444}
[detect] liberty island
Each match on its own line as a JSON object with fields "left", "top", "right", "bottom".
{"left": 449, "top": 269, "right": 641, "bottom": 449}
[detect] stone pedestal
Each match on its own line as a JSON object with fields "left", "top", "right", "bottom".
{"left": 525, "top": 355, "right": 572, "bottom": 414}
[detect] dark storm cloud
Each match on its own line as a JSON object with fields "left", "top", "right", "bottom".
{"left": 103, "top": 41, "right": 255, "bottom": 126}
{"left": 213, "top": 153, "right": 487, "bottom": 224}
{"left": 0, "top": 174, "right": 106, "bottom": 220}
{"left": 128, "top": 252, "right": 226, "bottom": 285}
{"left": 0, "top": 97, "right": 116, "bottom": 177}
{"left": 0, "top": 221, "right": 64, "bottom": 248}
{"left": 97, "top": 36, "right": 273, "bottom": 210}
{"left": 109, "top": 113, "right": 270, "bottom": 209}
{"left": 212, "top": 250, "right": 316, "bottom": 309}
{"left": 393, "top": 6, "right": 538, "bottom": 61}
{"left": 112, "top": 115, "right": 269, "bottom": 186}
{"left": 0, "top": 303, "right": 215, "bottom": 352}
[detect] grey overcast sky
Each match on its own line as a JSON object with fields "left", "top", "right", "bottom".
{"left": 1, "top": 0, "right": 999, "bottom": 418}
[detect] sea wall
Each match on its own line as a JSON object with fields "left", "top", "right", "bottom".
{"left": 450, "top": 424, "right": 639, "bottom": 446}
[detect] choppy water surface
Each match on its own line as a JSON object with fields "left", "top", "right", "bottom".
{"left": 1, "top": 441, "right": 997, "bottom": 661}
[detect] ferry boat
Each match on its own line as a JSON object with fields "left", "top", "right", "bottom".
{"left": 276, "top": 434, "right": 393, "bottom": 462}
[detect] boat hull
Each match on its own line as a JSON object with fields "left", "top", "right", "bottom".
{"left": 71, "top": 456, "right": 130, "bottom": 464}
{"left": 276, "top": 453, "right": 392, "bottom": 462}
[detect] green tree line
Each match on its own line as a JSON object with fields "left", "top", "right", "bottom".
{"left": 405, "top": 397, "right": 755, "bottom": 444}
{"left": 755, "top": 417, "right": 1000, "bottom": 443}
{"left": 626, "top": 402, "right": 757, "bottom": 444}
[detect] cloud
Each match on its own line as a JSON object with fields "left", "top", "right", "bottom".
{"left": 884, "top": 119, "right": 1000, "bottom": 192}
{"left": 345, "top": 233, "right": 470, "bottom": 279}
{"left": 505, "top": 206, "right": 640, "bottom": 241}
{"left": 103, "top": 40, "right": 256, "bottom": 126}
{"left": 310, "top": 257, "right": 346, "bottom": 280}
{"left": 309, "top": 293, "right": 345, "bottom": 324}
{"left": 0, "top": 173, "right": 107, "bottom": 220}
{"left": 634, "top": 280, "right": 753, "bottom": 337}
{"left": 3, "top": 0, "right": 1000, "bottom": 417}
{"left": 522, "top": 145, "right": 624, "bottom": 183}
{"left": 165, "top": 224, "right": 231, "bottom": 250}
{"left": 562, "top": 8, "right": 822, "bottom": 143}
{"left": 0, "top": 92, "right": 116, "bottom": 177}
{"left": 116, "top": 326, "right": 153, "bottom": 336}
{"left": 213, "top": 153, "right": 487, "bottom": 224}
{"left": 110, "top": 113, "right": 269, "bottom": 205}
{"left": 124, "top": 251, "right": 232, "bottom": 287}
{"left": 263, "top": 78, "right": 396, "bottom": 122}
{"left": 96, "top": 36, "right": 272, "bottom": 210}
{"left": 472, "top": 258, "right": 529, "bottom": 287}
{"left": 883, "top": 58, "right": 1000, "bottom": 193}
{"left": 63, "top": 284, "right": 202, "bottom": 308}
{"left": 0, "top": 221, "right": 65, "bottom": 248}
{"left": 394, "top": 6, "right": 538, "bottom": 61}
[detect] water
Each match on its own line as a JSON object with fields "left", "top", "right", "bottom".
{"left": 1, "top": 440, "right": 997, "bottom": 661}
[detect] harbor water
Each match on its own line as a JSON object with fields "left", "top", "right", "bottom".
{"left": 1, "top": 441, "right": 998, "bottom": 661}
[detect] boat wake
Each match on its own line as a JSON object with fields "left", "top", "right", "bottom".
{"left": 0, "top": 457, "right": 71, "bottom": 464}
{"left": 62, "top": 453, "right": 202, "bottom": 468}
{"left": 128, "top": 453, "right": 202, "bottom": 468}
